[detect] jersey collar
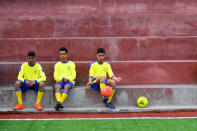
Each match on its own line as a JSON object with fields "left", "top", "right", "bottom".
{"left": 61, "top": 60, "right": 70, "bottom": 63}
{"left": 97, "top": 60, "right": 104, "bottom": 65}
{"left": 28, "top": 62, "right": 36, "bottom": 67}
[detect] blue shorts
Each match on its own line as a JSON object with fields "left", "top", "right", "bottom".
{"left": 90, "top": 78, "right": 109, "bottom": 90}
{"left": 19, "top": 80, "right": 39, "bottom": 92}
{"left": 54, "top": 81, "right": 74, "bottom": 89}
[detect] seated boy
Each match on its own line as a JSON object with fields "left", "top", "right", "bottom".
{"left": 13, "top": 51, "right": 46, "bottom": 110}
{"left": 54, "top": 47, "right": 76, "bottom": 111}
{"left": 87, "top": 48, "right": 121, "bottom": 109}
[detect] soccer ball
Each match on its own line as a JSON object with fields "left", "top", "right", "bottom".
{"left": 101, "top": 86, "right": 112, "bottom": 97}
{"left": 137, "top": 96, "right": 149, "bottom": 108}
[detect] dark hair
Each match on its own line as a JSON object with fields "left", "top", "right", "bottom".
{"left": 59, "top": 47, "right": 68, "bottom": 53}
{"left": 27, "top": 51, "right": 36, "bottom": 57}
{"left": 97, "top": 48, "right": 105, "bottom": 54}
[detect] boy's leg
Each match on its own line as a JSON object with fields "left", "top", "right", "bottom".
{"left": 54, "top": 83, "right": 62, "bottom": 103}
{"left": 13, "top": 81, "right": 24, "bottom": 110}
{"left": 54, "top": 83, "right": 64, "bottom": 111}
{"left": 104, "top": 79, "right": 116, "bottom": 109}
{"left": 61, "top": 82, "right": 73, "bottom": 103}
{"left": 106, "top": 79, "right": 116, "bottom": 103}
{"left": 35, "top": 82, "right": 45, "bottom": 110}
{"left": 98, "top": 76, "right": 106, "bottom": 90}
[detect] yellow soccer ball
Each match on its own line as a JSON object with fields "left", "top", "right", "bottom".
{"left": 137, "top": 96, "right": 149, "bottom": 108}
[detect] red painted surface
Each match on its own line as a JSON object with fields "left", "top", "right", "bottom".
{"left": 1, "top": 0, "right": 197, "bottom": 16}
{"left": 1, "top": 38, "right": 197, "bottom": 61}
{"left": 1, "top": 62, "right": 197, "bottom": 86}
{"left": 1, "top": 15, "right": 197, "bottom": 38}
{"left": 1, "top": 110, "right": 197, "bottom": 119}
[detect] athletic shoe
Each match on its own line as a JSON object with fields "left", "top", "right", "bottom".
{"left": 35, "top": 103, "right": 43, "bottom": 110}
{"left": 13, "top": 104, "right": 24, "bottom": 110}
{"left": 55, "top": 102, "right": 64, "bottom": 111}
{"left": 105, "top": 102, "right": 116, "bottom": 109}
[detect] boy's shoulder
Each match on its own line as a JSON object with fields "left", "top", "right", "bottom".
{"left": 90, "top": 60, "right": 97, "bottom": 65}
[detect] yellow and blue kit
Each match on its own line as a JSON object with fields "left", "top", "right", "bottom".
{"left": 17, "top": 62, "right": 46, "bottom": 92}
{"left": 54, "top": 60, "right": 76, "bottom": 88}
{"left": 89, "top": 60, "right": 114, "bottom": 90}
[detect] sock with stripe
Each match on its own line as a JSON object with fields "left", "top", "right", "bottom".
{"left": 61, "top": 91, "right": 69, "bottom": 103}
{"left": 107, "top": 88, "right": 116, "bottom": 103}
{"left": 36, "top": 89, "right": 45, "bottom": 104}
{"left": 15, "top": 88, "right": 23, "bottom": 104}
{"left": 100, "top": 81, "right": 105, "bottom": 90}
{"left": 55, "top": 91, "right": 62, "bottom": 103}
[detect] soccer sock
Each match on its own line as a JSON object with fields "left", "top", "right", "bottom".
{"left": 107, "top": 88, "right": 116, "bottom": 103}
{"left": 15, "top": 88, "right": 23, "bottom": 104}
{"left": 55, "top": 91, "right": 62, "bottom": 103}
{"left": 61, "top": 91, "right": 69, "bottom": 103}
{"left": 36, "top": 89, "right": 45, "bottom": 104}
{"left": 100, "top": 81, "right": 105, "bottom": 90}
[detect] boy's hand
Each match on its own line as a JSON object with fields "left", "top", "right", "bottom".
{"left": 113, "top": 77, "right": 121, "bottom": 82}
{"left": 25, "top": 80, "right": 35, "bottom": 86}
{"left": 63, "top": 78, "right": 69, "bottom": 83}
{"left": 87, "top": 82, "right": 91, "bottom": 88}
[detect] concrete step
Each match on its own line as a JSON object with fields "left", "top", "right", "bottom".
{"left": 1, "top": 14, "right": 197, "bottom": 38}
{"left": 1, "top": 0, "right": 197, "bottom": 16}
{"left": 1, "top": 85, "right": 197, "bottom": 112}
{"left": 1, "top": 37, "right": 197, "bottom": 61}
{"left": 1, "top": 61, "right": 197, "bottom": 86}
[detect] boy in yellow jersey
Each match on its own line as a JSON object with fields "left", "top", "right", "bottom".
{"left": 13, "top": 51, "right": 46, "bottom": 110}
{"left": 87, "top": 48, "right": 121, "bottom": 109}
{"left": 54, "top": 47, "right": 76, "bottom": 111}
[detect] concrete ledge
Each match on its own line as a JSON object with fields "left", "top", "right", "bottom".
{"left": 2, "top": 106, "right": 197, "bottom": 113}
{"left": 1, "top": 85, "right": 197, "bottom": 112}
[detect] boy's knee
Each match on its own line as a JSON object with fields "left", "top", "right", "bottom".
{"left": 54, "top": 84, "right": 61, "bottom": 91}
{"left": 15, "top": 81, "right": 21, "bottom": 88}
{"left": 39, "top": 82, "right": 45, "bottom": 89}
{"left": 111, "top": 80, "right": 116, "bottom": 87}
{"left": 97, "top": 76, "right": 105, "bottom": 81}
{"left": 64, "top": 85, "right": 71, "bottom": 91}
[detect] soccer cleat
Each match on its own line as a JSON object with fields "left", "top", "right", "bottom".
{"left": 105, "top": 102, "right": 116, "bottom": 109}
{"left": 103, "top": 97, "right": 109, "bottom": 103}
{"left": 13, "top": 104, "right": 24, "bottom": 110}
{"left": 35, "top": 103, "right": 43, "bottom": 110}
{"left": 55, "top": 102, "right": 64, "bottom": 111}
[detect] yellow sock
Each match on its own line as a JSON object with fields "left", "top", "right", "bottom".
{"left": 15, "top": 88, "right": 23, "bottom": 104}
{"left": 107, "top": 88, "right": 116, "bottom": 103}
{"left": 36, "top": 89, "right": 44, "bottom": 104}
{"left": 61, "top": 91, "right": 68, "bottom": 103}
{"left": 55, "top": 91, "right": 62, "bottom": 103}
{"left": 100, "top": 81, "right": 105, "bottom": 90}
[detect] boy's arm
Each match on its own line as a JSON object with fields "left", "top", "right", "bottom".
{"left": 87, "top": 77, "right": 93, "bottom": 88}
{"left": 54, "top": 64, "right": 63, "bottom": 82}
{"left": 87, "top": 63, "right": 94, "bottom": 88}
{"left": 67, "top": 63, "right": 76, "bottom": 82}
{"left": 107, "top": 63, "right": 121, "bottom": 82}
{"left": 17, "top": 64, "right": 26, "bottom": 83}
{"left": 37, "top": 65, "right": 46, "bottom": 83}
{"left": 107, "top": 63, "right": 114, "bottom": 79}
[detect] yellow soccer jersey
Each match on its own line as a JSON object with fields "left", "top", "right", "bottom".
{"left": 54, "top": 61, "right": 76, "bottom": 83}
{"left": 18, "top": 62, "right": 46, "bottom": 83}
{"left": 89, "top": 60, "right": 114, "bottom": 79}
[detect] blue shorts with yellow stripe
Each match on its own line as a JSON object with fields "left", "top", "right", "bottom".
{"left": 90, "top": 78, "right": 109, "bottom": 90}
{"left": 54, "top": 81, "right": 74, "bottom": 89}
{"left": 18, "top": 80, "right": 39, "bottom": 92}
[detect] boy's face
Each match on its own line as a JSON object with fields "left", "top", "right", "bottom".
{"left": 59, "top": 50, "right": 67, "bottom": 61}
{"left": 97, "top": 53, "right": 105, "bottom": 63}
{"left": 27, "top": 56, "right": 36, "bottom": 66}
